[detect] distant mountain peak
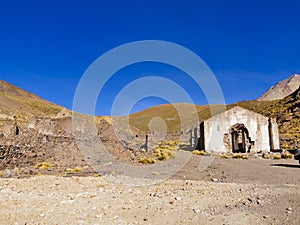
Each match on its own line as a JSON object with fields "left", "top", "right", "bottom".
{"left": 257, "top": 74, "right": 300, "bottom": 101}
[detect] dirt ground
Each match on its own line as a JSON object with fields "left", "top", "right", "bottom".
{"left": 173, "top": 155, "right": 300, "bottom": 185}
{"left": 0, "top": 156, "right": 299, "bottom": 225}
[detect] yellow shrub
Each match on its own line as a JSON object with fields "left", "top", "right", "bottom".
{"left": 273, "top": 154, "right": 281, "bottom": 160}
{"left": 233, "top": 153, "right": 242, "bottom": 159}
{"left": 172, "top": 140, "right": 179, "bottom": 145}
{"left": 35, "top": 162, "right": 50, "bottom": 169}
{"left": 35, "top": 162, "right": 43, "bottom": 168}
{"left": 73, "top": 167, "right": 83, "bottom": 173}
{"left": 155, "top": 147, "right": 174, "bottom": 160}
{"left": 262, "top": 153, "right": 270, "bottom": 159}
{"left": 281, "top": 152, "right": 293, "bottom": 159}
{"left": 93, "top": 173, "right": 101, "bottom": 177}
{"left": 139, "top": 157, "right": 156, "bottom": 164}
{"left": 147, "top": 157, "right": 156, "bottom": 164}
{"left": 158, "top": 152, "right": 169, "bottom": 161}
{"left": 193, "top": 150, "right": 206, "bottom": 155}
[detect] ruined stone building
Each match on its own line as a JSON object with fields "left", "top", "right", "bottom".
{"left": 195, "top": 106, "right": 280, "bottom": 153}
{"left": 0, "top": 111, "right": 85, "bottom": 170}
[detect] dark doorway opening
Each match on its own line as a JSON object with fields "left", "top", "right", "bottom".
{"left": 15, "top": 126, "right": 20, "bottom": 136}
{"left": 230, "top": 124, "right": 252, "bottom": 153}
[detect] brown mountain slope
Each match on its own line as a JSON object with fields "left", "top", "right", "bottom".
{"left": 125, "top": 103, "right": 226, "bottom": 133}
{"left": 0, "top": 80, "right": 62, "bottom": 118}
{"left": 125, "top": 103, "right": 204, "bottom": 133}
{"left": 257, "top": 74, "right": 300, "bottom": 101}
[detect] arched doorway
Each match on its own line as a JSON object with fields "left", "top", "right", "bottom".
{"left": 230, "top": 124, "right": 252, "bottom": 153}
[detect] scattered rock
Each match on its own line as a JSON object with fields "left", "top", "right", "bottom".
{"left": 286, "top": 207, "right": 292, "bottom": 213}
{"left": 193, "top": 208, "right": 201, "bottom": 213}
{"left": 175, "top": 196, "right": 181, "bottom": 201}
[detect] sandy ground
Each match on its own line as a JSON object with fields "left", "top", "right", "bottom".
{"left": 0, "top": 156, "right": 299, "bottom": 225}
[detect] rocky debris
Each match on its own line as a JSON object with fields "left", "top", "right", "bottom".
{"left": 0, "top": 145, "right": 29, "bottom": 169}
{"left": 241, "top": 195, "right": 264, "bottom": 207}
{"left": 0, "top": 175, "right": 298, "bottom": 225}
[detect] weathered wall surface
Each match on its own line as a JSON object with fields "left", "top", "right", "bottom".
{"left": 202, "top": 106, "right": 278, "bottom": 153}
{"left": 270, "top": 118, "right": 280, "bottom": 150}
{"left": 0, "top": 116, "right": 86, "bottom": 170}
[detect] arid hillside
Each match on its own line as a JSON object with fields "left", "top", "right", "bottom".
{"left": 0, "top": 80, "right": 63, "bottom": 118}
{"left": 126, "top": 103, "right": 206, "bottom": 133}
{"left": 126, "top": 103, "right": 227, "bottom": 134}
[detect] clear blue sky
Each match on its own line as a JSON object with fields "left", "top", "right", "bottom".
{"left": 1, "top": 0, "right": 299, "bottom": 115}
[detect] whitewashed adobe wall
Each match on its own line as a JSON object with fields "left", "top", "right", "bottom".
{"left": 203, "top": 106, "right": 278, "bottom": 152}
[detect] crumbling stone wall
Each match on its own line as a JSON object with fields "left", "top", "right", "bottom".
{"left": 0, "top": 116, "right": 86, "bottom": 170}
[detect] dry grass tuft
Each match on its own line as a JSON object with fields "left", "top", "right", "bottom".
{"left": 35, "top": 162, "right": 50, "bottom": 169}
{"left": 138, "top": 157, "right": 156, "bottom": 164}
{"left": 262, "top": 153, "right": 270, "bottom": 159}
{"left": 155, "top": 148, "right": 174, "bottom": 161}
{"left": 193, "top": 150, "right": 206, "bottom": 155}
{"left": 273, "top": 154, "right": 281, "bottom": 160}
{"left": 232, "top": 153, "right": 242, "bottom": 159}
{"left": 281, "top": 152, "right": 293, "bottom": 159}
{"left": 153, "top": 141, "right": 178, "bottom": 161}
{"left": 220, "top": 154, "right": 229, "bottom": 159}
{"left": 73, "top": 167, "right": 83, "bottom": 172}
{"left": 242, "top": 155, "right": 249, "bottom": 159}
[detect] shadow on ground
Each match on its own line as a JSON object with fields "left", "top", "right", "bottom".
{"left": 271, "top": 163, "right": 300, "bottom": 168}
